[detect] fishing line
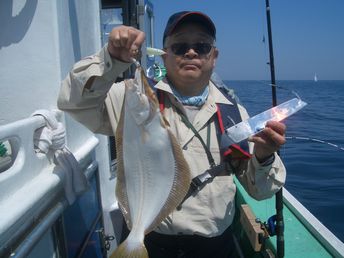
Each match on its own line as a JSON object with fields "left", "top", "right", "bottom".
{"left": 144, "top": 47, "right": 167, "bottom": 81}
{"left": 253, "top": 81, "right": 344, "bottom": 152}
{"left": 254, "top": 80, "right": 304, "bottom": 101}
{"left": 285, "top": 136, "right": 344, "bottom": 151}
{"left": 250, "top": 82, "right": 344, "bottom": 153}
{"left": 270, "top": 83, "right": 302, "bottom": 100}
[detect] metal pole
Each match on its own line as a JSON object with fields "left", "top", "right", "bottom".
{"left": 265, "top": 0, "right": 285, "bottom": 257}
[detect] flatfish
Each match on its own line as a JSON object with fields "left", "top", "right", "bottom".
{"left": 111, "top": 67, "right": 191, "bottom": 258}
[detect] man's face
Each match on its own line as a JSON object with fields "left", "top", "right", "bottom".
{"left": 162, "top": 22, "right": 218, "bottom": 96}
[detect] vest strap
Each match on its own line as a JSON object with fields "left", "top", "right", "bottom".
{"left": 157, "top": 88, "right": 252, "bottom": 208}
{"left": 177, "top": 162, "right": 231, "bottom": 210}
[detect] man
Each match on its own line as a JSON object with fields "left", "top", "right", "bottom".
{"left": 58, "top": 11, "right": 286, "bottom": 258}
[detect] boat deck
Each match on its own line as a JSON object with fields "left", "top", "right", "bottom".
{"left": 235, "top": 178, "right": 343, "bottom": 257}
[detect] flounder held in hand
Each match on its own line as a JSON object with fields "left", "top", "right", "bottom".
{"left": 111, "top": 68, "right": 191, "bottom": 258}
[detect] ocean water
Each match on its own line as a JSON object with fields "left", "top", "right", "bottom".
{"left": 225, "top": 80, "right": 344, "bottom": 242}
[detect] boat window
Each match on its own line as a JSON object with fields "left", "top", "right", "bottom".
{"left": 100, "top": 8, "right": 123, "bottom": 46}
{"left": 144, "top": 4, "right": 154, "bottom": 48}
{"left": 142, "top": 2, "right": 156, "bottom": 76}
{"left": 101, "top": 0, "right": 122, "bottom": 9}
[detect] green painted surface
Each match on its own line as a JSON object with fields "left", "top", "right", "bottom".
{"left": 234, "top": 178, "right": 334, "bottom": 258}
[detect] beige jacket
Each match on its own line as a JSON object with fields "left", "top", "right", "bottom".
{"left": 58, "top": 46, "right": 286, "bottom": 237}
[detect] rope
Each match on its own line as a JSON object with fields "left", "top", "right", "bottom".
{"left": 32, "top": 110, "right": 89, "bottom": 204}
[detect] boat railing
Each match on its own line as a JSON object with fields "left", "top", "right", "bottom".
{"left": 0, "top": 111, "right": 99, "bottom": 257}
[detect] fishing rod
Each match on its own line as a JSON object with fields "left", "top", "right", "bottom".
{"left": 264, "top": 0, "right": 285, "bottom": 257}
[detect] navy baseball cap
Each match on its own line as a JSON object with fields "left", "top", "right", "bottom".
{"left": 163, "top": 11, "right": 216, "bottom": 45}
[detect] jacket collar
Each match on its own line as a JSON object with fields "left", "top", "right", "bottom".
{"left": 155, "top": 78, "right": 234, "bottom": 148}
{"left": 154, "top": 79, "right": 233, "bottom": 106}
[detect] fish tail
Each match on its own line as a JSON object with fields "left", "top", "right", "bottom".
{"left": 110, "top": 240, "right": 149, "bottom": 258}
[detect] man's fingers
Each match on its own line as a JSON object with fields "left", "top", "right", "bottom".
{"left": 265, "top": 122, "right": 286, "bottom": 146}
{"left": 131, "top": 30, "right": 145, "bottom": 51}
{"left": 110, "top": 29, "right": 121, "bottom": 48}
{"left": 249, "top": 135, "right": 267, "bottom": 145}
{"left": 266, "top": 121, "right": 286, "bottom": 136}
{"left": 270, "top": 128, "right": 286, "bottom": 145}
{"left": 109, "top": 26, "right": 145, "bottom": 50}
{"left": 119, "top": 29, "right": 129, "bottom": 48}
{"left": 250, "top": 121, "right": 287, "bottom": 160}
{"left": 107, "top": 26, "right": 145, "bottom": 61}
{"left": 249, "top": 126, "right": 286, "bottom": 146}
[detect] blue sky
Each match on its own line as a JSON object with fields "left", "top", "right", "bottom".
{"left": 150, "top": 0, "right": 344, "bottom": 80}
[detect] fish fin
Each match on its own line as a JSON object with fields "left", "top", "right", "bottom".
{"left": 115, "top": 83, "right": 132, "bottom": 229}
{"left": 140, "top": 69, "right": 159, "bottom": 109}
{"left": 146, "top": 129, "right": 191, "bottom": 233}
{"left": 160, "top": 114, "right": 170, "bottom": 128}
{"left": 110, "top": 240, "right": 149, "bottom": 258}
{"left": 140, "top": 68, "right": 170, "bottom": 129}
{"left": 163, "top": 117, "right": 170, "bottom": 127}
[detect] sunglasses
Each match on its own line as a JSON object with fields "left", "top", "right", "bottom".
{"left": 169, "top": 42, "right": 214, "bottom": 56}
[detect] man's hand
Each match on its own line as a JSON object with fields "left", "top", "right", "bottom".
{"left": 249, "top": 121, "right": 286, "bottom": 162}
{"left": 107, "top": 26, "right": 145, "bottom": 63}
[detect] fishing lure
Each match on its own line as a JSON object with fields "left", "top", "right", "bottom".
{"left": 146, "top": 47, "right": 166, "bottom": 56}
{"left": 131, "top": 47, "right": 165, "bottom": 66}
{"left": 132, "top": 48, "right": 167, "bottom": 81}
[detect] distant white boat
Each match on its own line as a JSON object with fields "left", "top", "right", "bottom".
{"left": 314, "top": 73, "right": 318, "bottom": 82}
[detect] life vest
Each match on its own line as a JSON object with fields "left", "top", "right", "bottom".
{"left": 215, "top": 86, "right": 251, "bottom": 160}
{"left": 156, "top": 84, "right": 251, "bottom": 161}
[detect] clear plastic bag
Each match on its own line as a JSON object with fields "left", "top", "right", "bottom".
{"left": 222, "top": 98, "right": 307, "bottom": 145}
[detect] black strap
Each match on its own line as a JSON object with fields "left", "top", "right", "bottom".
{"left": 174, "top": 104, "right": 237, "bottom": 210}
{"left": 173, "top": 103, "right": 240, "bottom": 209}
{"left": 177, "top": 162, "right": 233, "bottom": 210}
{"left": 174, "top": 105, "right": 216, "bottom": 168}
